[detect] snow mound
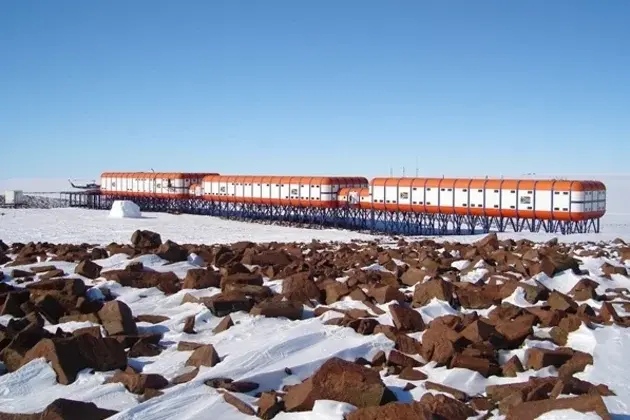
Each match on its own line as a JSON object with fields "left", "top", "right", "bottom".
{"left": 108, "top": 200, "right": 142, "bottom": 219}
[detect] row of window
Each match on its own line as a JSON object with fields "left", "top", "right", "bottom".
{"left": 209, "top": 184, "right": 324, "bottom": 188}
{"left": 372, "top": 200, "right": 572, "bottom": 211}
{"left": 381, "top": 188, "right": 572, "bottom": 195}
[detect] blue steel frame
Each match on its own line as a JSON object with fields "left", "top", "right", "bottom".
{"left": 62, "top": 192, "right": 601, "bottom": 236}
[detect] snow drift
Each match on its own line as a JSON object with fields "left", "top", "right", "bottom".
{"left": 108, "top": 200, "right": 142, "bottom": 219}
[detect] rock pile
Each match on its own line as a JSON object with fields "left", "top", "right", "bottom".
{"left": 0, "top": 230, "right": 628, "bottom": 419}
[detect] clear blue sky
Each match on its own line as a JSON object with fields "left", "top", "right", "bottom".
{"left": 1, "top": 0, "right": 628, "bottom": 181}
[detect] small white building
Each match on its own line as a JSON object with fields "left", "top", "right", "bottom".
{"left": 4, "top": 190, "right": 25, "bottom": 206}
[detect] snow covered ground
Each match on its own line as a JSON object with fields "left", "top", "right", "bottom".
{"left": 1, "top": 242, "right": 629, "bottom": 419}
{"left": 0, "top": 208, "right": 382, "bottom": 245}
{"left": 1, "top": 173, "right": 630, "bottom": 419}
{"left": 0, "top": 206, "right": 629, "bottom": 247}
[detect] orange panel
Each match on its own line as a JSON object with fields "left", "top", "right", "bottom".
{"left": 422, "top": 178, "right": 444, "bottom": 188}
{"left": 516, "top": 180, "right": 536, "bottom": 190}
{"left": 454, "top": 179, "right": 472, "bottom": 189}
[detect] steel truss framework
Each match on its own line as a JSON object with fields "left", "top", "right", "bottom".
{"left": 67, "top": 192, "right": 601, "bottom": 236}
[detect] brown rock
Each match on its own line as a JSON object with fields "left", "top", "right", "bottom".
{"left": 601, "top": 262, "right": 628, "bottom": 277}
{"left": 107, "top": 370, "right": 168, "bottom": 394}
{"left": 73, "top": 326, "right": 102, "bottom": 338}
{"left": 283, "top": 357, "right": 395, "bottom": 412}
{"left": 389, "top": 304, "right": 425, "bottom": 332}
{"left": 243, "top": 249, "right": 293, "bottom": 268}
{"left": 1, "top": 292, "right": 26, "bottom": 317}
{"left": 387, "top": 350, "right": 422, "bottom": 368}
{"left": 156, "top": 240, "right": 188, "bottom": 263}
{"left": 418, "top": 393, "right": 477, "bottom": 420}
{"left": 213, "top": 315, "right": 234, "bottom": 334}
{"left": 11, "top": 269, "right": 34, "bottom": 278}
{"left": 20, "top": 398, "right": 118, "bottom": 420}
{"left": 26, "top": 277, "right": 86, "bottom": 297}
{"left": 177, "top": 341, "right": 203, "bottom": 351}
{"left": 347, "top": 318, "right": 380, "bottom": 335}
{"left": 400, "top": 267, "right": 430, "bottom": 286}
{"left": 394, "top": 334, "right": 421, "bottom": 355}
{"left": 424, "top": 381, "right": 469, "bottom": 401}
{"left": 475, "top": 232, "right": 499, "bottom": 250}
{"left": 557, "top": 351, "right": 594, "bottom": 377}
{"left": 538, "top": 254, "right": 582, "bottom": 278}
{"left": 250, "top": 300, "right": 303, "bottom": 320}
{"left": 569, "top": 278, "right": 600, "bottom": 301}
{"left": 222, "top": 392, "right": 256, "bottom": 416}
{"left": 172, "top": 367, "right": 199, "bottom": 384}
{"left": 203, "top": 291, "right": 253, "bottom": 316}
{"left": 1, "top": 324, "right": 53, "bottom": 371}
{"left": 33, "top": 294, "right": 67, "bottom": 324}
{"left": 455, "top": 286, "right": 500, "bottom": 310}
{"left": 413, "top": 278, "right": 454, "bottom": 307}
{"left": 20, "top": 334, "right": 127, "bottom": 385}
{"left": 486, "top": 377, "right": 559, "bottom": 402}
{"left": 183, "top": 268, "right": 221, "bottom": 289}
{"left": 517, "top": 281, "right": 549, "bottom": 304}
{"left": 29, "top": 265, "right": 57, "bottom": 273}
{"left": 91, "top": 247, "right": 109, "bottom": 259}
{"left": 494, "top": 315, "right": 535, "bottom": 348}
{"left": 282, "top": 272, "right": 321, "bottom": 304}
{"left": 369, "top": 285, "right": 405, "bottom": 304}
{"left": 502, "top": 355, "right": 524, "bottom": 377}
{"left": 449, "top": 353, "right": 497, "bottom": 377}
{"left": 257, "top": 391, "right": 284, "bottom": 420}
{"left": 371, "top": 350, "right": 386, "bottom": 366}
{"left": 205, "top": 377, "right": 259, "bottom": 393}
{"left": 346, "top": 402, "right": 434, "bottom": 420}
{"left": 506, "top": 395, "right": 611, "bottom": 420}
{"left": 526, "top": 347, "right": 573, "bottom": 370}
{"left": 74, "top": 259, "right": 102, "bottom": 279}
{"left": 185, "top": 344, "right": 221, "bottom": 368}
{"left": 525, "top": 307, "right": 563, "bottom": 327}
{"left": 349, "top": 288, "right": 368, "bottom": 302}
{"left": 325, "top": 281, "right": 350, "bottom": 304}
{"left": 97, "top": 300, "right": 138, "bottom": 336}
{"left": 600, "top": 301, "right": 623, "bottom": 324}
{"left": 470, "top": 397, "right": 494, "bottom": 412}
{"left": 459, "top": 319, "right": 498, "bottom": 344}
{"left": 183, "top": 315, "right": 196, "bottom": 334}
{"left": 131, "top": 229, "right": 162, "bottom": 249}
{"left": 39, "top": 269, "right": 66, "bottom": 280}
{"left": 549, "top": 326, "right": 569, "bottom": 346}
{"left": 548, "top": 290, "right": 578, "bottom": 313}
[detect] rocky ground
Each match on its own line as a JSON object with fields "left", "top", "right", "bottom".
{"left": 1, "top": 231, "right": 629, "bottom": 419}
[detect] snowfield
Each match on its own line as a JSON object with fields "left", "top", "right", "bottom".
{"left": 1, "top": 175, "right": 630, "bottom": 419}
{"left": 1, "top": 206, "right": 630, "bottom": 247}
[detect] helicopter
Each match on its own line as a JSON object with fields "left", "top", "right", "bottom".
{"left": 68, "top": 179, "right": 100, "bottom": 190}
